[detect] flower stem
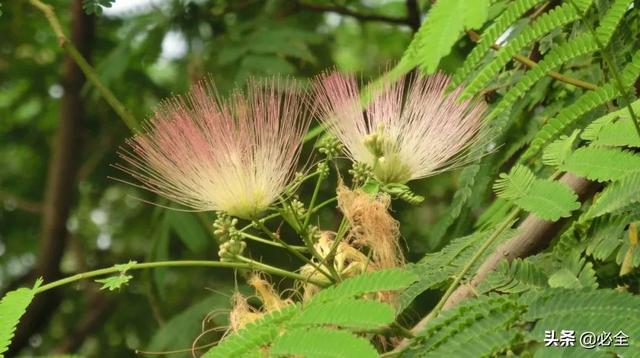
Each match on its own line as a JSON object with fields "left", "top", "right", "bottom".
{"left": 254, "top": 219, "right": 335, "bottom": 282}
{"left": 303, "top": 164, "right": 325, "bottom": 228}
{"left": 312, "top": 197, "right": 337, "bottom": 213}
{"left": 234, "top": 256, "right": 326, "bottom": 286}
{"left": 36, "top": 259, "right": 323, "bottom": 294}
{"left": 239, "top": 232, "right": 308, "bottom": 252}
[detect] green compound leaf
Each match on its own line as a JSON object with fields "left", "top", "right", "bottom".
{"left": 514, "top": 180, "right": 580, "bottom": 221}
{"left": 270, "top": 327, "right": 378, "bottom": 358}
{"left": 202, "top": 304, "right": 300, "bottom": 358}
{"left": 494, "top": 165, "right": 579, "bottom": 220}
{"left": 310, "top": 268, "right": 417, "bottom": 304}
{"left": 0, "top": 279, "right": 41, "bottom": 356}
{"left": 290, "top": 298, "right": 395, "bottom": 329}
{"left": 560, "top": 147, "right": 640, "bottom": 182}
{"left": 452, "top": 0, "right": 545, "bottom": 87}
{"left": 585, "top": 172, "right": 640, "bottom": 219}
{"left": 395, "top": 0, "right": 490, "bottom": 75}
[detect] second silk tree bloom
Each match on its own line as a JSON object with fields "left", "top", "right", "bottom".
{"left": 117, "top": 78, "right": 310, "bottom": 220}
{"left": 313, "top": 72, "right": 488, "bottom": 184}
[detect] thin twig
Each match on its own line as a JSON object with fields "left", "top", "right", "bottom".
{"left": 296, "top": 1, "right": 411, "bottom": 26}
{"left": 36, "top": 259, "right": 325, "bottom": 294}
{"left": 428, "top": 209, "right": 519, "bottom": 319}
{"left": 466, "top": 29, "right": 597, "bottom": 91}
{"left": 29, "top": 0, "right": 138, "bottom": 131}
{"left": 0, "top": 190, "right": 43, "bottom": 213}
{"left": 567, "top": 0, "right": 640, "bottom": 137}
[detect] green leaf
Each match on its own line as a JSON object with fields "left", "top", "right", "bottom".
{"left": 462, "top": 1, "right": 594, "bottom": 98}
{"left": 480, "top": 259, "right": 549, "bottom": 294}
{"left": 542, "top": 130, "right": 579, "bottom": 167}
{"left": 560, "top": 147, "right": 640, "bottom": 181}
{"left": 514, "top": 179, "right": 580, "bottom": 221}
{"left": 452, "top": 0, "right": 545, "bottom": 87}
{"left": 396, "top": 0, "right": 489, "bottom": 75}
{"left": 290, "top": 298, "right": 395, "bottom": 329}
{"left": 585, "top": 173, "right": 640, "bottom": 219}
{"left": 310, "top": 269, "right": 417, "bottom": 305}
{"left": 400, "top": 229, "right": 515, "bottom": 312}
{"left": 406, "top": 295, "right": 523, "bottom": 357}
{"left": 95, "top": 274, "right": 133, "bottom": 291}
{"left": 464, "top": 0, "right": 491, "bottom": 29}
{"left": 0, "top": 279, "right": 41, "bottom": 356}
{"left": 493, "top": 164, "right": 536, "bottom": 200}
{"left": 523, "top": 289, "right": 640, "bottom": 355}
{"left": 592, "top": 118, "right": 640, "bottom": 148}
{"left": 427, "top": 164, "right": 481, "bottom": 247}
{"left": 524, "top": 49, "right": 640, "bottom": 160}
{"left": 487, "top": 0, "right": 629, "bottom": 118}
{"left": 270, "top": 327, "right": 378, "bottom": 358}
{"left": 202, "top": 304, "right": 300, "bottom": 358}
{"left": 494, "top": 165, "right": 579, "bottom": 220}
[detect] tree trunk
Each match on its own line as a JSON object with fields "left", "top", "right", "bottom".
{"left": 8, "top": 0, "right": 94, "bottom": 354}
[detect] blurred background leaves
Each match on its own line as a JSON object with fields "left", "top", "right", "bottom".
{"left": 0, "top": 1, "right": 456, "bottom": 356}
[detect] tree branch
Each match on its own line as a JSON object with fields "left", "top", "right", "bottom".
{"left": 466, "top": 29, "right": 597, "bottom": 91}
{"left": 405, "top": 0, "right": 421, "bottom": 32}
{"left": 8, "top": 0, "right": 93, "bottom": 354}
{"left": 29, "top": 0, "right": 138, "bottom": 131}
{"left": 0, "top": 190, "right": 42, "bottom": 214}
{"left": 395, "top": 173, "right": 599, "bottom": 352}
{"left": 296, "top": 1, "right": 411, "bottom": 27}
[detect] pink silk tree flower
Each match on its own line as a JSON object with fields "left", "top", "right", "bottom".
{"left": 313, "top": 72, "right": 488, "bottom": 184}
{"left": 116, "top": 78, "right": 310, "bottom": 219}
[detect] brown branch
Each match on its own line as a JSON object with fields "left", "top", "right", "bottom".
{"left": 405, "top": 0, "right": 421, "bottom": 33}
{"left": 395, "top": 173, "right": 599, "bottom": 352}
{"left": 8, "top": 0, "right": 94, "bottom": 354}
{"left": 296, "top": 1, "right": 411, "bottom": 26}
{"left": 0, "top": 190, "right": 42, "bottom": 214}
{"left": 466, "top": 29, "right": 597, "bottom": 91}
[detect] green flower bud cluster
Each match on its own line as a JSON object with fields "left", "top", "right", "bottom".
{"left": 318, "top": 135, "right": 343, "bottom": 159}
{"left": 381, "top": 183, "right": 425, "bottom": 205}
{"left": 316, "top": 161, "right": 330, "bottom": 178}
{"left": 349, "top": 162, "right": 373, "bottom": 186}
{"left": 307, "top": 225, "right": 321, "bottom": 243}
{"left": 290, "top": 197, "right": 306, "bottom": 217}
{"left": 218, "top": 239, "right": 246, "bottom": 262}
{"left": 293, "top": 171, "right": 305, "bottom": 186}
{"left": 213, "top": 213, "right": 246, "bottom": 261}
{"left": 213, "top": 213, "right": 241, "bottom": 243}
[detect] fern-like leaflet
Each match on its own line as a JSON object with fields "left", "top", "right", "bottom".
{"left": 0, "top": 279, "right": 41, "bottom": 356}
{"left": 494, "top": 164, "right": 580, "bottom": 220}
{"left": 487, "top": 0, "right": 630, "bottom": 119}
{"left": 523, "top": 45, "right": 640, "bottom": 161}
{"left": 585, "top": 172, "right": 640, "bottom": 219}
{"left": 203, "top": 269, "right": 417, "bottom": 357}
{"left": 451, "top": 0, "right": 546, "bottom": 87}
{"left": 461, "top": 0, "right": 595, "bottom": 98}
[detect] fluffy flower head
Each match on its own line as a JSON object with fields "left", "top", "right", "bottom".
{"left": 117, "top": 77, "right": 309, "bottom": 219}
{"left": 313, "top": 72, "right": 487, "bottom": 184}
